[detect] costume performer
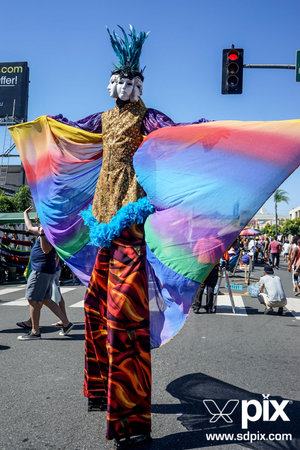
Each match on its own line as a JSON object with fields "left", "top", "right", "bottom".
{"left": 78, "top": 28, "right": 208, "bottom": 445}
{"left": 9, "top": 25, "right": 300, "bottom": 449}
{"left": 82, "top": 28, "right": 154, "bottom": 445}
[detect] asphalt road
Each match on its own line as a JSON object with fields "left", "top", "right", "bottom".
{"left": 0, "top": 261, "right": 299, "bottom": 450}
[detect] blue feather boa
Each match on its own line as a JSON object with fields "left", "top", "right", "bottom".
{"left": 79, "top": 197, "right": 155, "bottom": 248}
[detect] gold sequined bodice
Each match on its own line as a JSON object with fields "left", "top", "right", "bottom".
{"left": 92, "top": 99, "right": 147, "bottom": 223}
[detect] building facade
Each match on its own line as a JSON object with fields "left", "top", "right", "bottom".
{"left": 0, "top": 164, "right": 25, "bottom": 195}
{"left": 251, "top": 208, "right": 286, "bottom": 230}
{"left": 289, "top": 206, "right": 300, "bottom": 220}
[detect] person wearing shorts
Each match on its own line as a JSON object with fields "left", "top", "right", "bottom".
{"left": 26, "top": 271, "right": 54, "bottom": 303}
{"left": 257, "top": 264, "right": 287, "bottom": 315}
{"left": 282, "top": 240, "right": 290, "bottom": 263}
{"left": 17, "top": 206, "right": 74, "bottom": 341}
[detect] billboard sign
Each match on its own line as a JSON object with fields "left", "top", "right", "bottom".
{"left": 0, "top": 62, "right": 29, "bottom": 122}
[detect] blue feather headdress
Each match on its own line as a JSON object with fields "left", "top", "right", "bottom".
{"left": 107, "top": 25, "right": 149, "bottom": 80}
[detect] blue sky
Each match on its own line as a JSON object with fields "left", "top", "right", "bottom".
{"left": 1, "top": 0, "right": 299, "bottom": 215}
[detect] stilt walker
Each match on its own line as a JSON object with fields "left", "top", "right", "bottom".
{"left": 9, "top": 23, "right": 300, "bottom": 450}
{"left": 81, "top": 26, "right": 154, "bottom": 446}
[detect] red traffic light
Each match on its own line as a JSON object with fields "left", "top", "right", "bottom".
{"left": 222, "top": 47, "right": 244, "bottom": 94}
{"left": 228, "top": 50, "right": 239, "bottom": 61}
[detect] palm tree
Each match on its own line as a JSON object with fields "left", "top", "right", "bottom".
{"left": 273, "top": 189, "right": 289, "bottom": 239}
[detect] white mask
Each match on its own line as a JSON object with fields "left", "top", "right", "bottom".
{"left": 130, "top": 77, "right": 143, "bottom": 102}
{"left": 116, "top": 77, "right": 134, "bottom": 101}
{"left": 107, "top": 75, "right": 119, "bottom": 98}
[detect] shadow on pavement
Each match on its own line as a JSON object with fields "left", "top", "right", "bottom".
{"left": 243, "top": 306, "right": 293, "bottom": 317}
{"left": 150, "top": 373, "right": 299, "bottom": 449}
{"left": 0, "top": 322, "right": 84, "bottom": 336}
{"left": 0, "top": 344, "right": 10, "bottom": 350}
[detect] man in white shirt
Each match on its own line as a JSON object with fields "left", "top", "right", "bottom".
{"left": 282, "top": 240, "right": 290, "bottom": 263}
{"left": 248, "top": 238, "right": 256, "bottom": 270}
{"left": 258, "top": 264, "right": 287, "bottom": 315}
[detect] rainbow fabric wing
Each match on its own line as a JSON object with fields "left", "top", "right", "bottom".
{"left": 10, "top": 117, "right": 300, "bottom": 349}
{"left": 134, "top": 120, "right": 300, "bottom": 346}
{"left": 9, "top": 116, "right": 103, "bottom": 285}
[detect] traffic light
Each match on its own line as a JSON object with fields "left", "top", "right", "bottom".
{"left": 222, "top": 47, "right": 244, "bottom": 94}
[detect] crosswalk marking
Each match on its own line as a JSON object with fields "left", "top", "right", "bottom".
{"left": 1, "top": 286, "right": 298, "bottom": 318}
{"left": 60, "top": 287, "right": 79, "bottom": 294}
{"left": 0, "top": 285, "right": 26, "bottom": 296}
{"left": 70, "top": 300, "right": 84, "bottom": 308}
{"left": 286, "top": 297, "right": 300, "bottom": 320}
{"left": 4, "top": 298, "right": 28, "bottom": 306}
{"left": 215, "top": 295, "right": 248, "bottom": 316}
{"left": 1, "top": 287, "right": 78, "bottom": 306}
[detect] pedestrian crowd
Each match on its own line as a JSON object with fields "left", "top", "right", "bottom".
{"left": 192, "top": 232, "right": 300, "bottom": 316}
{"left": 3, "top": 208, "right": 300, "bottom": 332}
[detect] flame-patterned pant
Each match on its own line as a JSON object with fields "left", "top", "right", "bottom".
{"left": 83, "top": 223, "right": 151, "bottom": 440}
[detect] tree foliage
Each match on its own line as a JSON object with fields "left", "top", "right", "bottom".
{"left": 13, "top": 185, "right": 32, "bottom": 211}
{"left": 273, "top": 189, "right": 289, "bottom": 204}
{"left": 281, "top": 218, "right": 300, "bottom": 237}
{"left": 0, "top": 190, "right": 17, "bottom": 212}
{"left": 261, "top": 223, "right": 279, "bottom": 238}
{"left": 261, "top": 218, "right": 300, "bottom": 238}
{"left": 273, "top": 189, "right": 289, "bottom": 238}
{"left": 0, "top": 186, "right": 32, "bottom": 213}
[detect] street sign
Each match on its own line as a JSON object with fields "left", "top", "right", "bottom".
{"left": 296, "top": 50, "right": 300, "bottom": 82}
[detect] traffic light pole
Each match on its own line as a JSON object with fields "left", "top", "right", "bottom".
{"left": 222, "top": 45, "right": 299, "bottom": 94}
{"left": 244, "top": 64, "right": 295, "bottom": 69}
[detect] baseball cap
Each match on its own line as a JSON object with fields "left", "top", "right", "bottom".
{"left": 264, "top": 264, "right": 274, "bottom": 274}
